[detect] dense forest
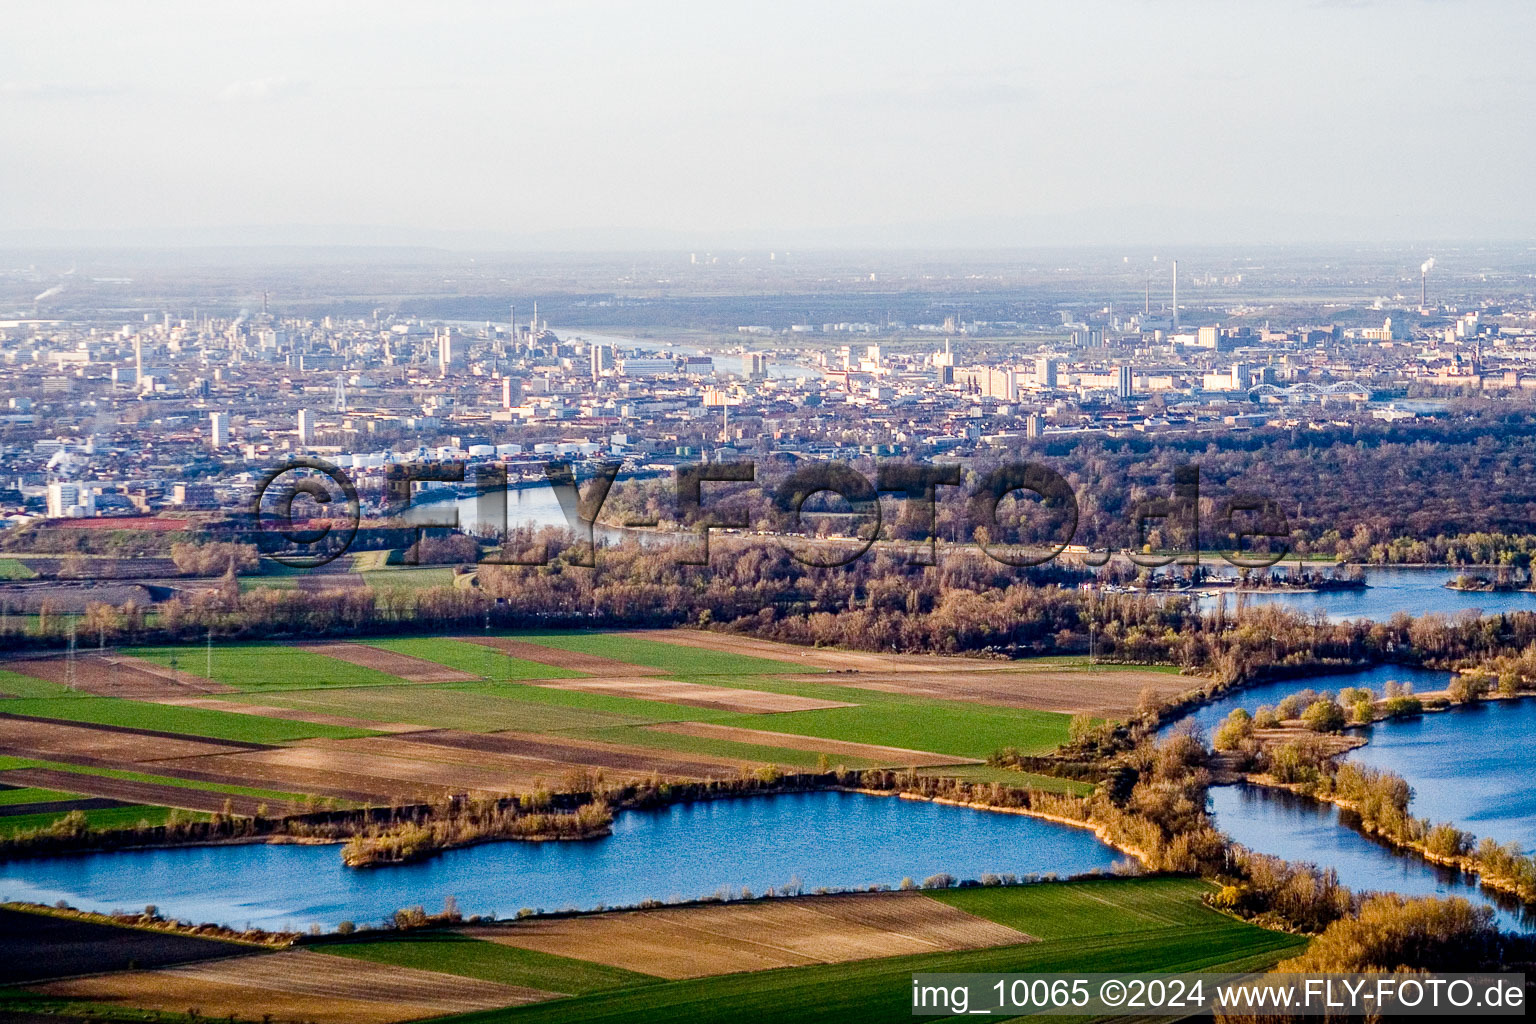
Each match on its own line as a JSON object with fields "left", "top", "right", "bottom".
{"left": 581, "top": 408, "right": 1536, "bottom": 565}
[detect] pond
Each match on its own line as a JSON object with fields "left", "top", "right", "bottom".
{"left": 0, "top": 791, "right": 1126, "bottom": 933}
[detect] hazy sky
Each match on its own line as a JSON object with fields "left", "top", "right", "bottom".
{"left": 4, "top": 1, "right": 1534, "bottom": 247}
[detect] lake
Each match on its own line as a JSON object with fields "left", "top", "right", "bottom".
{"left": 0, "top": 791, "right": 1125, "bottom": 933}
{"left": 1208, "top": 784, "right": 1535, "bottom": 933}
{"left": 1347, "top": 697, "right": 1536, "bottom": 849}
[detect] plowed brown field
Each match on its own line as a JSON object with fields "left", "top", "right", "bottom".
{"left": 466, "top": 891, "right": 1028, "bottom": 979}
{"left": 36, "top": 948, "right": 555, "bottom": 1023}
{"left": 0, "top": 717, "right": 254, "bottom": 763}
{"left": 302, "top": 643, "right": 480, "bottom": 683}
{"left": 2, "top": 654, "right": 237, "bottom": 698}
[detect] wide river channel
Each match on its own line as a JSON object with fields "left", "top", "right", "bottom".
{"left": 1165, "top": 654, "right": 1536, "bottom": 932}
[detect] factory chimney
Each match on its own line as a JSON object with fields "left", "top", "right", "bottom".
{"left": 1171, "top": 260, "right": 1179, "bottom": 330}
{"left": 1420, "top": 257, "right": 1435, "bottom": 309}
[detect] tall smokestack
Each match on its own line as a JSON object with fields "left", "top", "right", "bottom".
{"left": 1420, "top": 258, "right": 1434, "bottom": 309}
{"left": 1171, "top": 260, "right": 1179, "bottom": 330}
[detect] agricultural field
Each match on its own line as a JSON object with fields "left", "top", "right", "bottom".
{"left": 465, "top": 891, "right": 1031, "bottom": 978}
{"left": 436, "top": 878, "right": 1303, "bottom": 1024}
{"left": 29, "top": 947, "right": 554, "bottom": 1024}
{"left": 124, "top": 643, "right": 413, "bottom": 690}
{"left": 0, "top": 558, "right": 37, "bottom": 581}
{"left": 2, "top": 878, "right": 1301, "bottom": 1023}
{"left": 0, "top": 629, "right": 1202, "bottom": 838}
{"left": 0, "top": 906, "right": 249, "bottom": 984}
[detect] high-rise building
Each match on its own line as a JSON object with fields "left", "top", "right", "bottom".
{"left": 501, "top": 376, "right": 519, "bottom": 409}
{"left": 1035, "top": 356, "right": 1058, "bottom": 388}
{"left": 1025, "top": 413, "right": 1043, "bottom": 439}
{"left": 46, "top": 481, "right": 95, "bottom": 518}
{"left": 1117, "top": 365, "right": 1134, "bottom": 400}
{"left": 297, "top": 408, "right": 313, "bottom": 446}
{"left": 590, "top": 344, "right": 611, "bottom": 379}
{"left": 436, "top": 329, "right": 458, "bottom": 376}
{"left": 209, "top": 411, "right": 229, "bottom": 447}
{"left": 744, "top": 352, "right": 769, "bottom": 380}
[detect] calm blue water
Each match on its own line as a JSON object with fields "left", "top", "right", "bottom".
{"left": 1208, "top": 785, "right": 1535, "bottom": 933}
{"left": 1197, "top": 566, "right": 1536, "bottom": 622}
{"left": 0, "top": 792, "right": 1123, "bottom": 932}
{"left": 1164, "top": 663, "right": 1453, "bottom": 741}
{"left": 1347, "top": 699, "right": 1536, "bottom": 849}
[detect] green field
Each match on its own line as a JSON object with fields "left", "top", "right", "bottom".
{"left": 251, "top": 681, "right": 723, "bottom": 733}
{"left": 707, "top": 696, "right": 1069, "bottom": 761}
{"left": 351, "top": 549, "right": 399, "bottom": 571}
{"left": 124, "top": 644, "right": 413, "bottom": 690}
{"left": 929, "top": 876, "right": 1230, "bottom": 939}
{"left": 324, "top": 933, "right": 657, "bottom": 994}
{"left": 575, "top": 725, "right": 887, "bottom": 772}
{"left": 0, "top": 786, "right": 77, "bottom": 806}
{"left": 0, "top": 695, "right": 375, "bottom": 743}
{"left": 366, "top": 638, "right": 584, "bottom": 680}
{"left": 102, "top": 633, "right": 1079, "bottom": 764}
{"left": 914, "top": 765, "right": 1093, "bottom": 795}
{"left": 405, "top": 879, "right": 1304, "bottom": 1024}
{"left": 0, "top": 805, "right": 207, "bottom": 837}
{"left": 517, "top": 633, "right": 812, "bottom": 677}
{"left": 0, "top": 668, "right": 74, "bottom": 699}
{"left": 357, "top": 566, "right": 457, "bottom": 591}
{"left": 0, "top": 558, "right": 37, "bottom": 580}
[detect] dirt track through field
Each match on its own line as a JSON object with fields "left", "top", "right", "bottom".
{"left": 37, "top": 948, "right": 555, "bottom": 1023}
{"left": 2, "top": 654, "right": 238, "bottom": 698}
{"left": 529, "top": 676, "right": 855, "bottom": 713}
{"left": 466, "top": 892, "right": 1028, "bottom": 979}
{"left": 645, "top": 722, "right": 980, "bottom": 767}
{"left": 302, "top": 643, "right": 480, "bottom": 683}
{"left": 0, "top": 767, "right": 299, "bottom": 816}
{"left": 0, "top": 716, "right": 256, "bottom": 764}
{"left": 459, "top": 636, "right": 658, "bottom": 675}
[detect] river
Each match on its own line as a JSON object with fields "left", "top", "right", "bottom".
{"left": 1208, "top": 785, "right": 1535, "bottom": 933}
{"left": 0, "top": 791, "right": 1124, "bottom": 933}
{"left": 1196, "top": 566, "right": 1536, "bottom": 622}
